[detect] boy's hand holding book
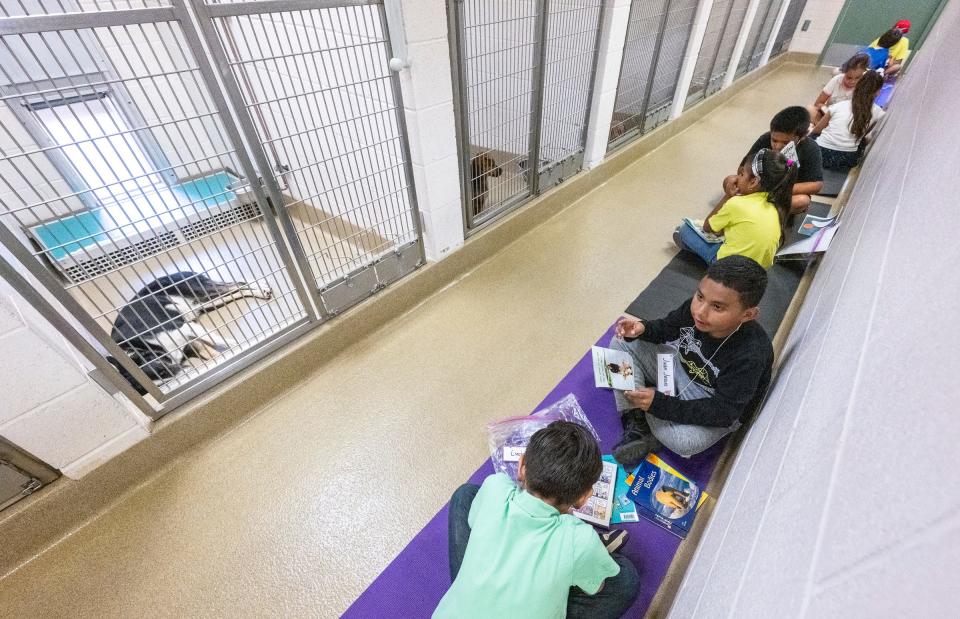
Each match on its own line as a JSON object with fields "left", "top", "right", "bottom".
{"left": 615, "top": 317, "right": 644, "bottom": 339}
{"left": 624, "top": 387, "right": 655, "bottom": 411}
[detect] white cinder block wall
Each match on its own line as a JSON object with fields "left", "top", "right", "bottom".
{"left": 788, "top": 0, "right": 846, "bottom": 55}
{"left": 0, "top": 264, "right": 148, "bottom": 480}
{"left": 668, "top": 2, "right": 960, "bottom": 615}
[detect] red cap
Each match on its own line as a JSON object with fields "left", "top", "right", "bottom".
{"left": 895, "top": 19, "right": 911, "bottom": 34}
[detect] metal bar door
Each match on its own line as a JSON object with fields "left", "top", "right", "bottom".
{"left": 191, "top": 0, "right": 424, "bottom": 317}
{"left": 450, "top": 0, "right": 604, "bottom": 232}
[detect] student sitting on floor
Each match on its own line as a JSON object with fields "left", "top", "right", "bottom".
{"left": 808, "top": 53, "right": 870, "bottom": 124}
{"left": 870, "top": 20, "right": 910, "bottom": 76}
{"left": 864, "top": 28, "right": 903, "bottom": 72}
{"left": 435, "top": 421, "right": 640, "bottom": 619}
{"left": 813, "top": 70, "right": 885, "bottom": 171}
{"left": 728, "top": 106, "right": 821, "bottom": 214}
{"left": 679, "top": 148, "right": 796, "bottom": 269}
{"left": 607, "top": 256, "right": 773, "bottom": 466}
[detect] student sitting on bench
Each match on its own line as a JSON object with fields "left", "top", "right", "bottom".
{"left": 435, "top": 421, "right": 640, "bottom": 619}
{"left": 677, "top": 148, "right": 796, "bottom": 269}
{"left": 723, "top": 106, "right": 821, "bottom": 214}
{"left": 608, "top": 256, "right": 773, "bottom": 466}
{"left": 813, "top": 70, "right": 885, "bottom": 171}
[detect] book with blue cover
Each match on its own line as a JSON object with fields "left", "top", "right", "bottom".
{"left": 603, "top": 455, "right": 639, "bottom": 524}
{"left": 626, "top": 453, "right": 709, "bottom": 538}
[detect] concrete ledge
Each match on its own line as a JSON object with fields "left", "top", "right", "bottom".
{"left": 0, "top": 54, "right": 815, "bottom": 578}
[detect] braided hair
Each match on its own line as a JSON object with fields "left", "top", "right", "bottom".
{"left": 750, "top": 148, "right": 798, "bottom": 245}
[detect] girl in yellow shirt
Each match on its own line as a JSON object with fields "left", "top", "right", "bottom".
{"left": 676, "top": 149, "right": 796, "bottom": 269}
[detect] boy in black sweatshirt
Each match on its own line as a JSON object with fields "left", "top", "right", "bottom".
{"left": 609, "top": 256, "right": 773, "bottom": 465}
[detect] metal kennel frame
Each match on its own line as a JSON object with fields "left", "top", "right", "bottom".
{"left": 608, "top": 0, "right": 698, "bottom": 151}
{"left": 684, "top": 0, "right": 750, "bottom": 108}
{"left": 770, "top": 0, "right": 806, "bottom": 59}
{"left": 449, "top": 0, "right": 605, "bottom": 232}
{"left": 735, "top": 0, "right": 783, "bottom": 77}
{"left": 0, "top": 0, "right": 423, "bottom": 416}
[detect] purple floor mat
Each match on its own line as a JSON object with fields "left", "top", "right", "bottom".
{"left": 344, "top": 323, "right": 726, "bottom": 618}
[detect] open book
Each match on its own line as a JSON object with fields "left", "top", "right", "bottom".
{"left": 592, "top": 346, "right": 637, "bottom": 390}
{"left": 572, "top": 459, "right": 618, "bottom": 528}
{"left": 682, "top": 218, "right": 723, "bottom": 244}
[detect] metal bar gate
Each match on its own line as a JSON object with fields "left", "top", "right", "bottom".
{"left": 0, "top": 0, "right": 423, "bottom": 416}
{"left": 449, "top": 0, "right": 605, "bottom": 232}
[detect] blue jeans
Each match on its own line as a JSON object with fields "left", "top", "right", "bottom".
{"left": 677, "top": 222, "right": 721, "bottom": 265}
{"left": 448, "top": 483, "right": 640, "bottom": 618}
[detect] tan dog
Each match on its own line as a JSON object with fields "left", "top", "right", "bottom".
{"left": 470, "top": 153, "right": 503, "bottom": 216}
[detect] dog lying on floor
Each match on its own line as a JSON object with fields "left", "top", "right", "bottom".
{"left": 471, "top": 153, "right": 503, "bottom": 216}
{"left": 108, "top": 271, "right": 272, "bottom": 393}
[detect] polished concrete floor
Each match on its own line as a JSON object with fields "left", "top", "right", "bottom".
{"left": 0, "top": 63, "right": 831, "bottom": 618}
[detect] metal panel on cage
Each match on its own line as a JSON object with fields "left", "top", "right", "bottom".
{"left": 735, "top": 0, "right": 780, "bottom": 77}
{"left": 607, "top": 0, "right": 670, "bottom": 149}
{"left": 195, "top": 0, "right": 424, "bottom": 294}
{"left": 747, "top": 0, "right": 785, "bottom": 71}
{"left": 770, "top": 0, "right": 807, "bottom": 58}
{"left": 450, "top": 0, "right": 604, "bottom": 231}
{"left": 686, "top": 0, "right": 734, "bottom": 107}
{"left": 535, "top": 0, "right": 603, "bottom": 191}
{"left": 641, "top": 0, "right": 697, "bottom": 133}
{"left": 706, "top": 0, "right": 750, "bottom": 96}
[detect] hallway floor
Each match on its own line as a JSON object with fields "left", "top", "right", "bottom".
{"left": 0, "top": 63, "right": 831, "bottom": 618}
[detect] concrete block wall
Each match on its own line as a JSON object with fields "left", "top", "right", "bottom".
{"left": 392, "top": 0, "right": 464, "bottom": 261}
{"left": 788, "top": 0, "right": 846, "bottom": 55}
{"left": 668, "top": 2, "right": 960, "bottom": 615}
{"left": 0, "top": 263, "right": 148, "bottom": 480}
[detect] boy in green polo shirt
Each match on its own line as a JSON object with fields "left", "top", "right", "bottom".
{"left": 434, "top": 421, "right": 640, "bottom": 619}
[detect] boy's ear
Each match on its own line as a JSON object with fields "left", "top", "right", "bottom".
{"left": 517, "top": 455, "right": 526, "bottom": 484}
{"left": 741, "top": 306, "right": 760, "bottom": 323}
{"left": 573, "top": 486, "right": 594, "bottom": 510}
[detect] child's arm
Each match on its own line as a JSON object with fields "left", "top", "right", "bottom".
{"left": 702, "top": 196, "right": 731, "bottom": 234}
{"left": 811, "top": 110, "right": 831, "bottom": 135}
{"left": 812, "top": 90, "right": 830, "bottom": 110}
{"left": 793, "top": 180, "right": 823, "bottom": 196}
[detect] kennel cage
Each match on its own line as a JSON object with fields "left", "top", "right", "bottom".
{"left": 684, "top": 0, "right": 751, "bottom": 108}
{"left": 735, "top": 0, "right": 785, "bottom": 78}
{"left": 607, "top": 0, "right": 698, "bottom": 151}
{"left": 769, "top": 0, "right": 807, "bottom": 59}
{"left": 449, "top": 0, "right": 604, "bottom": 231}
{"left": 0, "top": 0, "right": 423, "bottom": 415}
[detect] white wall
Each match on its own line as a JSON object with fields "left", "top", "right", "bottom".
{"left": 669, "top": 2, "right": 960, "bottom": 615}
{"left": 788, "top": 0, "right": 846, "bottom": 55}
{"left": 0, "top": 269, "right": 148, "bottom": 480}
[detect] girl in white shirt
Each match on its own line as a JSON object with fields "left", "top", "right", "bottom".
{"left": 807, "top": 53, "right": 870, "bottom": 124}
{"left": 813, "top": 71, "right": 886, "bottom": 171}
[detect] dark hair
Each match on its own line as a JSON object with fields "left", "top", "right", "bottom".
{"left": 746, "top": 148, "right": 797, "bottom": 245}
{"left": 841, "top": 52, "right": 871, "bottom": 73}
{"left": 705, "top": 256, "right": 768, "bottom": 308}
{"left": 524, "top": 421, "right": 602, "bottom": 506}
{"left": 877, "top": 28, "right": 903, "bottom": 48}
{"left": 769, "top": 106, "right": 810, "bottom": 138}
{"left": 850, "top": 71, "right": 884, "bottom": 140}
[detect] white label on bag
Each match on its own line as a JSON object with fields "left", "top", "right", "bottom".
{"left": 657, "top": 353, "right": 675, "bottom": 396}
{"left": 503, "top": 445, "right": 526, "bottom": 462}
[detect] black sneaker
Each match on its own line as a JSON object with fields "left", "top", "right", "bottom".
{"left": 613, "top": 434, "right": 661, "bottom": 469}
{"left": 598, "top": 528, "right": 630, "bottom": 554}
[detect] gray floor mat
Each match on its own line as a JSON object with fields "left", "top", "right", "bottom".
{"left": 625, "top": 203, "right": 830, "bottom": 337}
{"left": 818, "top": 168, "right": 849, "bottom": 197}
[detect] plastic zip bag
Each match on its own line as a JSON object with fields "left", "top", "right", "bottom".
{"left": 486, "top": 394, "right": 600, "bottom": 482}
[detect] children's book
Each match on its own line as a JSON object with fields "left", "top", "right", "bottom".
{"left": 572, "top": 458, "right": 617, "bottom": 528}
{"left": 603, "top": 455, "right": 639, "bottom": 524}
{"left": 780, "top": 141, "right": 800, "bottom": 168}
{"left": 797, "top": 214, "right": 836, "bottom": 237}
{"left": 591, "top": 346, "right": 637, "bottom": 390}
{"left": 627, "top": 454, "right": 709, "bottom": 538}
{"left": 682, "top": 218, "right": 723, "bottom": 244}
{"left": 777, "top": 220, "right": 839, "bottom": 257}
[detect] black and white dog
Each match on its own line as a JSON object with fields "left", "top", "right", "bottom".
{"left": 108, "top": 271, "right": 272, "bottom": 392}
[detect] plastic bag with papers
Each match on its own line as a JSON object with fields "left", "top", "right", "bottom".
{"left": 486, "top": 394, "right": 600, "bottom": 482}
